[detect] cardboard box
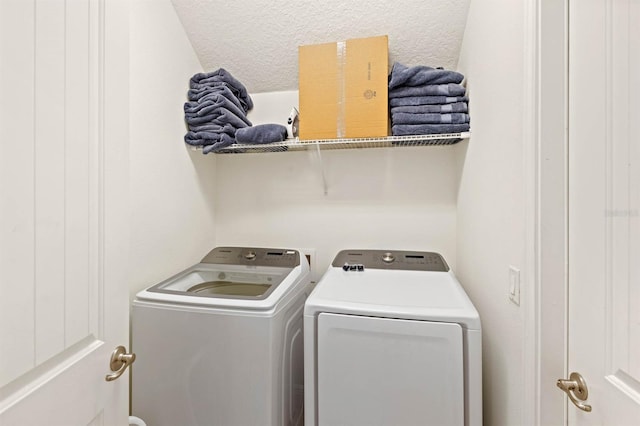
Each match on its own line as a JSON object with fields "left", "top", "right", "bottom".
{"left": 298, "top": 35, "right": 389, "bottom": 140}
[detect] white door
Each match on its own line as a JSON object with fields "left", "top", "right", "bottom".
{"left": 566, "top": 0, "right": 640, "bottom": 423}
{"left": 0, "top": 0, "right": 130, "bottom": 424}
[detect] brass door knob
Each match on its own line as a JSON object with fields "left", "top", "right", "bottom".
{"left": 105, "top": 345, "right": 136, "bottom": 382}
{"left": 557, "top": 372, "right": 592, "bottom": 412}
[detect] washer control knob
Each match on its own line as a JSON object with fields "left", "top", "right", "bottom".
{"left": 244, "top": 251, "right": 257, "bottom": 260}
{"left": 382, "top": 252, "right": 395, "bottom": 263}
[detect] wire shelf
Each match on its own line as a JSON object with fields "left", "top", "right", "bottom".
{"left": 191, "top": 133, "right": 470, "bottom": 154}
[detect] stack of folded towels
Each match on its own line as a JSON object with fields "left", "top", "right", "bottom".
{"left": 388, "top": 62, "right": 470, "bottom": 136}
{"left": 183, "top": 68, "right": 254, "bottom": 154}
{"left": 183, "top": 68, "right": 289, "bottom": 154}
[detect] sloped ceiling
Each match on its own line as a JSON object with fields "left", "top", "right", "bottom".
{"left": 171, "top": 0, "right": 471, "bottom": 93}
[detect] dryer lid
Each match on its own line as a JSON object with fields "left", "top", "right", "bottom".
{"left": 305, "top": 260, "right": 481, "bottom": 330}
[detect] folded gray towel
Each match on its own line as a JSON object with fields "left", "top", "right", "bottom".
{"left": 188, "top": 83, "right": 252, "bottom": 113}
{"left": 185, "top": 106, "right": 252, "bottom": 128}
{"left": 389, "top": 83, "right": 466, "bottom": 98}
{"left": 184, "top": 131, "right": 235, "bottom": 147}
{"left": 187, "top": 83, "right": 234, "bottom": 100}
{"left": 388, "top": 62, "right": 465, "bottom": 89}
{"left": 389, "top": 96, "right": 469, "bottom": 107}
{"left": 391, "top": 123, "right": 470, "bottom": 135}
{"left": 235, "top": 124, "right": 288, "bottom": 144}
{"left": 189, "top": 68, "right": 253, "bottom": 111}
{"left": 186, "top": 123, "right": 237, "bottom": 134}
{"left": 190, "top": 68, "right": 244, "bottom": 90}
{"left": 202, "top": 135, "right": 236, "bottom": 154}
{"left": 184, "top": 86, "right": 245, "bottom": 113}
{"left": 390, "top": 102, "right": 468, "bottom": 114}
{"left": 195, "top": 87, "right": 243, "bottom": 108}
{"left": 391, "top": 113, "right": 470, "bottom": 125}
{"left": 184, "top": 94, "right": 248, "bottom": 121}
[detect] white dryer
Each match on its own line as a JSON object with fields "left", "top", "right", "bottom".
{"left": 132, "top": 247, "right": 311, "bottom": 426}
{"left": 304, "top": 249, "right": 482, "bottom": 426}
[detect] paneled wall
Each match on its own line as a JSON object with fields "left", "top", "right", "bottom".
{"left": 0, "top": 0, "right": 100, "bottom": 387}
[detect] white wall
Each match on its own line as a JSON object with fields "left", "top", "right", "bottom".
{"left": 129, "top": 0, "right": 217, "bottom": 297}
{"left": 214, "top": 144, "right": 460, "bottom": 282}
{"left": 456, "top": 1, "right": 527, "bottom": 425}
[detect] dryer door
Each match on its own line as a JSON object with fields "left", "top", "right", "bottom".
{"left": 317, "top": 313, "right": 464, "bottom": 426}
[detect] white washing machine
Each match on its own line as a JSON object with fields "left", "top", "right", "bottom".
{"left": 132, "top": 246, "right": 311, "bottom": 426}
{"left": 304, "top": 249, "right": 482, "bottom": 426}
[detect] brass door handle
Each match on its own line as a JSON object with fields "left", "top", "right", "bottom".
{"left": 105, "top": 345, "right": 136, "bottom": 382}
{"left": 557, "top": 372, "right": 592, "bottom": 412}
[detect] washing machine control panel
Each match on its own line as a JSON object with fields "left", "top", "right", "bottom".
{"left": 201, "top": 246, "right": 300, "bottom": 268}
{"left": 332, "top": 249, "right": 449, "bottom": 272}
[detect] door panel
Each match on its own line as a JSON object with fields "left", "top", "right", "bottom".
{"left": 0, "top": 0, "right": 96, "bottom": 389}
{"left": 33, "top": 0, "right": 68, "bottom": 365}
{"left": 0, "top": 338, "right": 109, "bottom": 426}
{"left": 0, "top": 0, "right": 129, "bottom": 424}
{"left": 568, "top": 0, "right": 640, "bottom": 423}
{"left": 0, "top": 0, "right": 37, "bottom": 387}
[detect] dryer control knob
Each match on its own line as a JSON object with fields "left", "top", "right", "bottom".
{"left": 382, "top": 252, "right": 395, "bottom": 263}
{"left": 244, "top": 251, "right": 257, "bottom": 260}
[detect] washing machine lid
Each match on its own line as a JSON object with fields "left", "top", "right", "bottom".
{"left": 305, "top": 250, "right": 481, "bottom": 330}
{"left": 135, "top": 247, "right": 307, "bottom": 310}
{"left": 146, "top": 264, "right": 290, "bottom": 298}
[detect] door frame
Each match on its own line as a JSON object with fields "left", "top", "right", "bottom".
{"left": 522, "top": 0, "right": 569, "bottom": 425}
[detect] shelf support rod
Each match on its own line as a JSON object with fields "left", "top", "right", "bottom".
{"left": 314, "top": 142, "right": 328, "bottom": 195}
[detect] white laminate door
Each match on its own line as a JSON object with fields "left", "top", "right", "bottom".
{"left": 566, "top": 0, "right": 640, "bottom": 423}
{"left": 0, "top": 0, "right": 130, "bottom": 424}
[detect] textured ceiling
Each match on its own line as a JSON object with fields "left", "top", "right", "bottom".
{"left": 170, "top": 0, "right": 471, "bottom": 93}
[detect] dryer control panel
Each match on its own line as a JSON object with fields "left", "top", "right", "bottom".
{"left": 331, "top": 249, "right": 449, "bottom": 272}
